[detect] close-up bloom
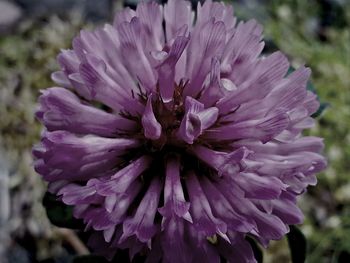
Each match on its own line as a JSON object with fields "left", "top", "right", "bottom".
{"left": 32, "top": 0, "right": 327, "bottom": 262}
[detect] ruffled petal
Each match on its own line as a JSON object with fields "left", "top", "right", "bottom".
{"left": 121, "top": 178, "right": 162, "bottom": 244}
{"left": 185, "top": 172, "right": 228, "bottom": 239}
{"left": 142, "top": 95, "right": 162, "bottom": 140}
{"left": 117, "top": 17, "right": 157, "bottom": 91}
{"left": 184, "top": 19, "right": 226, "bottom": 97}
{"left": 36, "top": 87, "right": 136, "bottom": 136}
{"left": 164, "top": 0, "right": 193, "bottom": 41}
{"left": 178, "top": 97, "right": 219, "bottom": 144}
{"left": 158, "top": 156, "right": 191, "bottom": 222}
{"left": 97, "top": 155, "right": 152, "bottom": 196}
{"left": 34, "top": 131, "right": 140, "bottom": 181}
{"left": 155, "top": 35, "right": 189, "bottom": 103}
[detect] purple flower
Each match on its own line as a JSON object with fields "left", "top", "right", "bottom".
{"left": 33, "top": 0, "right": 327, "bottom": 262}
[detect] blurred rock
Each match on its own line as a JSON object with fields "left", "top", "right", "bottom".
{"left": 0, "top": 152, "right": 10, "bottom": 225}
{"left": 0, "top": 149, "right": 11, "bottom": 263}
{"left": 0, "top": 1, "right": 22, "bottom": 34}
{"left": 6, "top": 244, "right": 31, "bottom": 263}
{"left": 14, "top": 0, "right": 112, "bottom": 21}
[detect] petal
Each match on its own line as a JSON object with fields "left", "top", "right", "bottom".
{"left": 235, "top": 136, "right": 324, "bottom": 155}
{"left": 200, "top": 177, "right": 255, "bottom": 232}
{"left": 58, "top": 180, "right": 102, "bottom": 205}
{"left": 113, "top": 7, "right": 136, "bottom": 26}
{"left": 205, "top": 110, "right": 290, "bottom": 143}
{"left": 117, "top": 17, "right": 157, "bottom": 91}
{"left": 199, "top": 57, "right": 230, "bottom": 107}
{"left": 186, "top": 222, "right": 221, "bottom": 263}
{"left": 185, "top": 172, "right": 227, "bottom": 238}
{"left": 192, "top": 145, "right": 248, "bottom": 176}
{"left": 97, "top": 155, "right": 152, "bottom": 196}
{"left": 161, "top": 217, "right": 191, "bottom": 263}
{"left": 121, "top": 178, "right": 162, "bottom": 243}
{"left": 51, "top": 71, "right": 71, "bottom": 88}
{"left": 184, "top": 19, "right": 226, "bottom": 97}
{"left": 177, "top": 97, "right": 219, "bottom": 144}
{"left": 79, "top": 57, "right": 143, "bottom": 114}
{"left": 36, "top": 131, "right": 140, "bottom": 181}
{"left": 105, "top": 181, "right": 142, "bottom": 225}
{"left": 225, "top": 66, "right": 310, "bottom": 123}
{"left": 57, "top": 50, "right": 79, "bottom": 76}
{"left": 196, "top": 0, "right": 236, "bottom": 31}
{"left": 217, "top": 178, "right": 289, "bottom": 240}
{"left": 156, "top": 36, "right": 189, "bottom": 103}
{"left": 164, "top": 0, "right": 193, "bottom": 41}
{"left": 177, "top": 97, "right": 204, "bottom": 144}
{"left": 136, "top": 1, "right": 164, "bottom": 50}
{"left": 142, "top": 95, "right": 162, "bottom": 140}
{"left": 158, "top": 156, "right": 192, "bottom": 222}
{"left": 217, "top": 51, "right": 290, "bottom": 114}
{"left": 234, "top": 172, "right": 287, "bottom": 200}
{"left": 221, "top": 19, "right": 263, "bottom": 74}
{"left": 37, "top": 87, "right": 136, "bottom": 136}
{"left": 197, "top": 106, "right": 219, "bottom": 130}
{"left": 271, "top": 197, "right": 304, "bottom": 225}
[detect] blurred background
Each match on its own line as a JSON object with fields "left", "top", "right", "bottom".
{"left": 0, "top": 0, "right": 349, "bottom": 262}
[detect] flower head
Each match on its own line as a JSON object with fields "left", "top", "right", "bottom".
{"left": 33, "top": 0, "right": 326, "bottom": 262}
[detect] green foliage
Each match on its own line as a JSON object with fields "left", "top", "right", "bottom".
{"left": 287, "top": 226, "right": 307, "bottom": 263}
{"left": 0, "top": 15, "right": 84, "bottom": 151}
{"left": 43, "top": 192, "right": 83, "bottom": 229}
{"left": 247, "top": 237, "right": 263, "bottom": 263}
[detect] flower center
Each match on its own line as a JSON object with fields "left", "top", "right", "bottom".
{"left": 142, "top": 81, "right": 190, "bottom": 152}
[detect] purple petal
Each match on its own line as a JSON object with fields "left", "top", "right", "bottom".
{"left": 121, "top": 178, "right": 162, "bottom": 244}
{"left": 113, "top": 7, "right": 136, "bottom": 26}
{"left": 205, "top": 110, "right": 290, "bottom": 143}
{"left": 196, "top": 0, "right": 236, "bottom": 31}
{"left": 51, "top": 71, "right": 71, "bottom": 88}
{"left": 164, "top": 0, "right": 193, "bottom": 41}
{"left": 192, "top": 145, "right": 248, "bottom": 176}
{"left": 156, "top": 36, "right": 189, "bottom": 103}
{"left": 178, "top": 97, "right": 219, "bottom": 144}
{"left": 58, "top": 180, "right": 102, "bottom": 205}
{"left": 221, "top": 19, "right": 263, "bottom": 74}
{"left": 184, "top": 19, "right": 226, "bottom": 97}
{"left": 234, "top": 172, "right": 287, "bottom": 200}
{"left": 200, "top": 177, "right": 255, "bottom": 232}
{"left": 217, "top": 51, "right": 290, "bottom": 114}
{"left": 186, "top": 222, "right": 221, "bottom": 263}
{"left": 117, "top": 17, "right": 157, "bottom": 91}
{"left": 136, "top": 1, "right": 164, "bottom": 50}
{"left": 35, "top": 131, "right": 140, "bottom": 181}
{"left": 142, "top": 95, "right": 162, "bottom": 140}
{"left": 161, "top": 217, "right": 191, "bottom": 263}
{"left": 185, "top": 172, "right": 228, "bottom": 239}
{"left": 37, "top": 87, "right": 136, "bottom": 136}
{"left": 158, "top": 156, "right": 192, "bottom": 222}
{"left": 79, "top": 57, "right": 143, "bottom": 114}
{"left": 97, "top": 155, "right": 152, "bottom": 196}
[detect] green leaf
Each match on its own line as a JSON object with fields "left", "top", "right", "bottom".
{"left": 246, "top": 237, "right": 263, "bottom": 263}
{"left": 42, "top": 192, "right": 83, "bottom": 229}
{"left": 311, "top": 102, "right": 329, "bottom": 118}
{"left": 287, "top": 225, "right": 307, "bottom": 263}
